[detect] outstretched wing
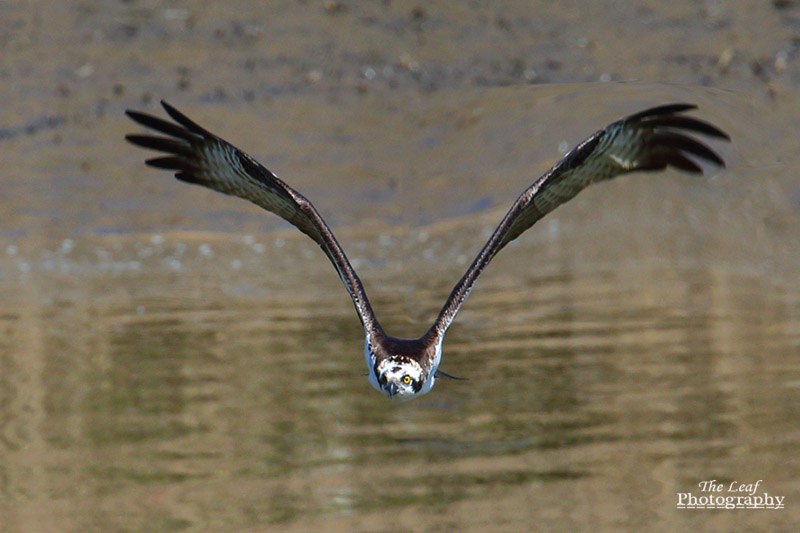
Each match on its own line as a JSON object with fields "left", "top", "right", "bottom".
{"left": 125, "top": 101, "right": 382, "bottom": 333}
{"left": 427, "top": 103, "right": 729, "bottom": 339}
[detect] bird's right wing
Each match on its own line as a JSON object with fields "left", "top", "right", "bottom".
{"left": 125, "top": 101, "right": 382, "bottom": 333}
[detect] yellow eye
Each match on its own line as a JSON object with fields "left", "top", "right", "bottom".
{"left": 402, "top": 375, "right": 411, "bottom": 385}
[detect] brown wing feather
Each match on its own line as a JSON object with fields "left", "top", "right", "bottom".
{"left": 126, "top": 101, "right": 382, "bottom": 334}
{"left": 427, "top": 104, "right": 729, "bottom": 341}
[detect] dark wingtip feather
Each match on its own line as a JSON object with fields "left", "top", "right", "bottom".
{"left": 125, "top": 109, "right": 149, "bottom": 124}
{"left": 125, "top": 134, "right": 191, "bottom": 156}
{"left": 627, "top": 103, "right": 697, "bottom": 121}
{"left": 125, "top": 109, "right": 198, "bottom": 142}
{"left": 642, "top": 115, "right": 731, "bottom": 140}
{"left": 664, "top": 152, "right": 704, "bottom": 173}
{"left": 622, "top": 104, "right": 730, "bottom": 173}
{"left": 125, "top": 110, "right": 160, "bottom": 131}
{"left": 175, "top": 171, "right": 205, "bottom": 185}
{"left": 145, "top": 156, "right": 188, "bottom": 170}
{"left": 160, "top": 101, "right": 212, "bottom": 137}
{"left": 651, "top": 132, "right": 725, "bottom": 167}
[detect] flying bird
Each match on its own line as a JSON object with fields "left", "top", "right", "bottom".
{"left": 126, "top": 101, "right": 729, "bottom": 401}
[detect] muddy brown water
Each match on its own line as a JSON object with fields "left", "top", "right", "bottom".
{"left": 2, "top": 2, "right": 800, "bottom": 532}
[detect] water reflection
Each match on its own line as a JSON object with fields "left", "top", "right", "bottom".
{"left": 1, "top": 244, "right": 798, "bottom": 530}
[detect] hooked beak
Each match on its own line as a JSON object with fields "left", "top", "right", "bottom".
{"left": 387, "top": 383, "right": 398, "bottom": 397}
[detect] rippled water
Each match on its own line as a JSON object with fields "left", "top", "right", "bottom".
{"left": 2, "top": 195, "right": 799, "bottom": 532}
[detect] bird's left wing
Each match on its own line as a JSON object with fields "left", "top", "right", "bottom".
{"left": 427, "top": 104, "right": 730, "bottom": 340}
{"left": 125, "top": 101, "right": 382, "bottom": 333}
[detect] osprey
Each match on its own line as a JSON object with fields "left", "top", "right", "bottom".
{"left": 126, "top": 101, "right": 728, "bottom": 401}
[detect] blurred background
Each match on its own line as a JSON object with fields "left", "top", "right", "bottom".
{"left": 1, "top": 1, "right": 799, "bottom": 531}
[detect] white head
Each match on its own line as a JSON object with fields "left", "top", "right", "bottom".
{"left": 374, "top": 357, "right": 425, "bottom": 401}
{"left": 364, "top": 334, "right": 441, "bottom": 402}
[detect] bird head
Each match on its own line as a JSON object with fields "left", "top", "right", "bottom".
{"left": 375, "top": 356, "right": 425, "bottom": 401}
